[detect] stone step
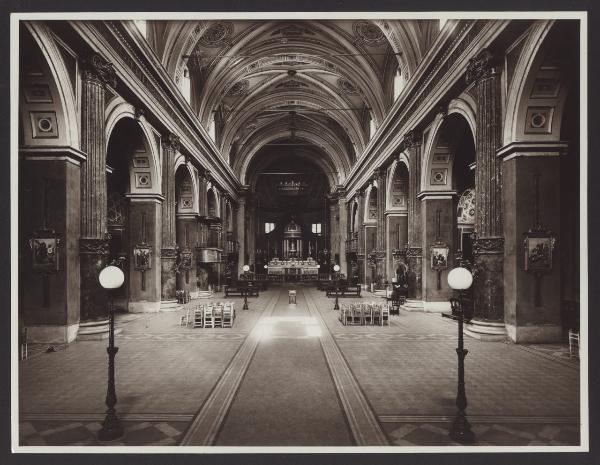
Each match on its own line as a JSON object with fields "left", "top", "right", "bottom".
{"left": 160, "top": 300, "right": 182, "bottom": 312}
{"left": 465, "top": 319, "right": 507, "bottom": 341}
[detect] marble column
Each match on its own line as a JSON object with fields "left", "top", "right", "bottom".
{"left": 499, "top": 142, "right": 566, "bottom": 342}
{"left": 373, "top": 167, "right": 387, "bottom": 281}
{"left": 405, "top": 130, "right": 424, "bottom": 299}
{"left": 328, "top": 194, "right": 339, "bottom": 266}
{"left": 355, "top": 190, "right": 366, "bottom": 284}
{"left": 420, "top": 193, "right": 455, "bottom": 306}
{"left": 237, "top": 190, "right": 247, "bottom": 276}
{"left": 338, "top": 191, "right": 348, "bottom": 276}
{"left": 176, "top": 213, "right": 198, "bottom": 295}
{"left": 160, "top": 133, "right": 179, "bottom": 301}
{"left": 246, "top": 193, "right": 257, "bottom": 269}
{"left": 79, "top": 53, "right": 116, "bottom": 321}
{"left": 127, "top": 194, "right": 163, "bottom": 312}
{"left": 466, "top": 49, "right": 505, "bottom": 325}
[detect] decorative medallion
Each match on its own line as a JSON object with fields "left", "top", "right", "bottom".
{"left": 457, "top": 188, "right": 476, "bottom": 226}
{"left": 337, "top": 78, "right": 359, "bottom": 95}
{"left": 198, "top": 22, "right": 234, "bottom": 48}
{"left": 430, "top": 168, "right": 448, "bottom": 185}
{"left": 226, "top": 80, "right": 249, "bottom": 96}
{"left": 525, "top": 107, "right": 553, "bottom": 134}
{"left": 135, "top": 172, "right": 152, "bottom": 189}
{"left": 353, "top": 21, "right": 386, "bottom": 47}
{"left": 30, "top": 112, "right": 58, "bottom": 139}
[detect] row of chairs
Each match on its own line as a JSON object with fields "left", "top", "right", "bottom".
{"left": 180, "top": 302, "right": 236, "bottom": 328}
{"left": 340, "top": 303, "right": 390, "bottom": 326}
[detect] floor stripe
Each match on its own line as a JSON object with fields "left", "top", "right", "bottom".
{"left": 21, "top": 413, "right": 195, "bottom": 422}
{"left": 302, "top": 288, "right": 388, "bottom": 446}
{"left": 179, "top": 292, "right": 280, "bottom": 446}
{"left": 378, "top": 414, "right": 581, "bottom": 424}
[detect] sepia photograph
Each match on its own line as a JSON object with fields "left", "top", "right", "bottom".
{"left": 6, "top": 4, "right": 593, "bottom": 463}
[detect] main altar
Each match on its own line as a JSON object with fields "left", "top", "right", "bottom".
{"left": 267, "top": 257, "right": 320, "bottom": 281}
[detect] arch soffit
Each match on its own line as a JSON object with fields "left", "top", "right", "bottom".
{"left": 233, "top": 117, "right": 353, "bottom": 172}
{"left": 386, "top": 156, "right": 410, "bottom": 211}
{"left": 174, "top": 155, "right": 200, "bottom": 214}
{"left": 421, "top": 111, "right": 474, "bottom": 192}
{"left": 22, "top": 22, "right": 79, "bottom": 149}
{"left": 503, "top": 20, "right": 565, "bottom": 145}
{"left": 237, "top": 132, "right": 347, "bottom": 186}
{"left": 105, "top": 99, "right": 162, "bottom": 195}
{"left": 246, "top": 150, "right": 337, "bottom": 190}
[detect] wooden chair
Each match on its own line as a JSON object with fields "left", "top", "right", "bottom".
{"left": 222, "top": 303, "right": 234, "bottom": 328}
{"left": 213, "top": 304, "right": 224, "bottom": 328}
{"left": 371, "top": 302, "right": 381, "bottom": 325}
{"left": 362, "top": 304, "right": 373, "bottom": 325}
{"left": 203, "top": 305, "right": 214, "bottom": 328}
{"left": 569, "top": 329, "right": 579, "bottom": 358}
{"left": 381, "top": 305, "right": 390, "bottom": 326}
{"left": 193, "top": 306, "right": 204, "bottom": 328}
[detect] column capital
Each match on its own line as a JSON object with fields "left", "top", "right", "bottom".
{"left": 161, "top": 133, "right": 181, "bottom": 152}
{"left": 373, "top": 166, "right": 386, "bottom": 181}
{"left": 403, "top": 129, "right": 423, "bottom": 150}
{"left": 81, "top": 53, "right": 117, "bottom": 88}
{"left": 465, "top": 48, "right": 500, "bottom": 85}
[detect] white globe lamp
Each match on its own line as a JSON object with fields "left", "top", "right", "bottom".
{"left": 243, "top": 264, "right": 250, "bottom": 272}
{"left": 99, "top": 265, "right": 125, "bottom": 290}
{"left": 333, "top": 264, "right": 340, "bottom": 272}
{"left": 447, "top": 267, "right": 473, "bottom": 291}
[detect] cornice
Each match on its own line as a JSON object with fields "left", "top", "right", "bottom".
{"left": 344, "top": 19, "right": 510, "bottom": 199}
{"left": 69, "top": 20, "right": 240, "bottom": 200}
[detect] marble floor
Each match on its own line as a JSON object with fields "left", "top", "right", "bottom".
{"left": 18, "top": 285, "right": 581, "bottom": 448}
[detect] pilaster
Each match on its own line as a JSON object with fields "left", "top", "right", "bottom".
{"left": 79, "top": 53, "right": 116, "bottom": 321}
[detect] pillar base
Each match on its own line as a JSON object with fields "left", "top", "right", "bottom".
{"left": 160, "top": 300, "right": 182, "bottom": 312}
{"left": 129, "top": 301, "right": 161, "bottom": 313}
{"left": 505, "top": 324, "right": 562, "bottom": 343}
{"left": 464, "top": 319, "right": 507, "bottom": 341}
{"left": 422, "top": 301, "right": 451, "bottom": 313}
{"left": 76, "top": 319, "right": 122, "bottom": 341}
{"left": 400, "top": 299, "right": 424, "bottom": 312}
{"left": 26, "top": 324, "right": 80, "bottom": 344}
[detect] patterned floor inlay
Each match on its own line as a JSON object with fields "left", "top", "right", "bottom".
{"left": 384, "top": 420, "right": 580, "bottom": 446}
{"left": 120, "top": 332, "right": 248, "bottom": 341}
{"left": 334, "top": 333, "right": 457, "bottom": 341}
{"left": 20, "top": 419, "right": 190, "bottom": 446}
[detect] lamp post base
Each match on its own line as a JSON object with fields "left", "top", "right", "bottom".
{"left": 334, "top": 294, "right": 339, "bottom": 310}
{"left": 98, "top": 408, "right": 124, "bottom": 441}
{"left": 449, "top": 412, "right": 476, "bottom": 444}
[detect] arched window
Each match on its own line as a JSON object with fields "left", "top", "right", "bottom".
{"left": 393, "top": 68, "right": 405, "bottom": 101}
{"left": 181, "top": 66, "right": 191, "bottom": 104}
{"left": 134, "top": 20, "right": 147, "bottom": 39}
{"left": 369, "top": 114, "right": 377, "bottom": 140}
{"left": 208, "top": 114, "right": 216, "bottom": 142}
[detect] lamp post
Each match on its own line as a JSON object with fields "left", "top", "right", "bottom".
{"left": 333, "top": 264, "right": 340, "bottom": 310}
{"left": 444, "top": 266, "right": 476, "bottom": 444}
{"left": 242, "top": 264, "right": 250, "bottom": 310}
{"left": 98, "top": 264, "right": 125, "bottom": 441}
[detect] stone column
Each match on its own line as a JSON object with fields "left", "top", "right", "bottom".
{"left": 237, "top": 189, "right": 248, "bottom": 276}
{"left": 328, "top": 193, "right": 339, "bottom": 267}
{"left": 373, "top": 167, "right": 387, "bottom": 281}
{"left": 246, "top": 193, "right": 257, "bottom": 269}
{"left": 176, "top": 213, "right": 198, "bottom": 295}
{"left": 405, "top": 130, "right": 424, "bottom": 299}
{"left": 160, "top": 133, "right": 179, "bottom": 301}
{"left": 79, "top": 53, "right": 116, "bottom": 321}
{"left": 127, "top": 194, "right": 163, "bottom": 312}
{"left": 21, "top": 150, "right": 85, "bottom": 342}
{"left": 338, "top": 190, "right": 348, "bottom": 276}
{"left": 466, "top": 49, "right": 505, "bottom": 326}
{"left": 355, "top": 190, "right": 366, "bottom": 284}
{"left": 420, "top": 192, "right": 455, "bottom": 308}
{"left": 198, "top": 170, "right": 208, "bottom": 217}
{"left": 500, "top": 142, "right": 566, "bottom": 342}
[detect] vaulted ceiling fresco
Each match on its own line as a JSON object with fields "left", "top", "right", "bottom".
{"left": 145, "top": 20, "right": 441, "bottom": 184}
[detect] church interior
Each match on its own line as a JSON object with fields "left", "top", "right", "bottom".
{"left": 15, "top": 16, "right": 583, "bottom": 449}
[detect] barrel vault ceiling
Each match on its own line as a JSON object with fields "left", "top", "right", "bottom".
{"left": 146, "top": 19, "right": 441, "bottom": 186}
